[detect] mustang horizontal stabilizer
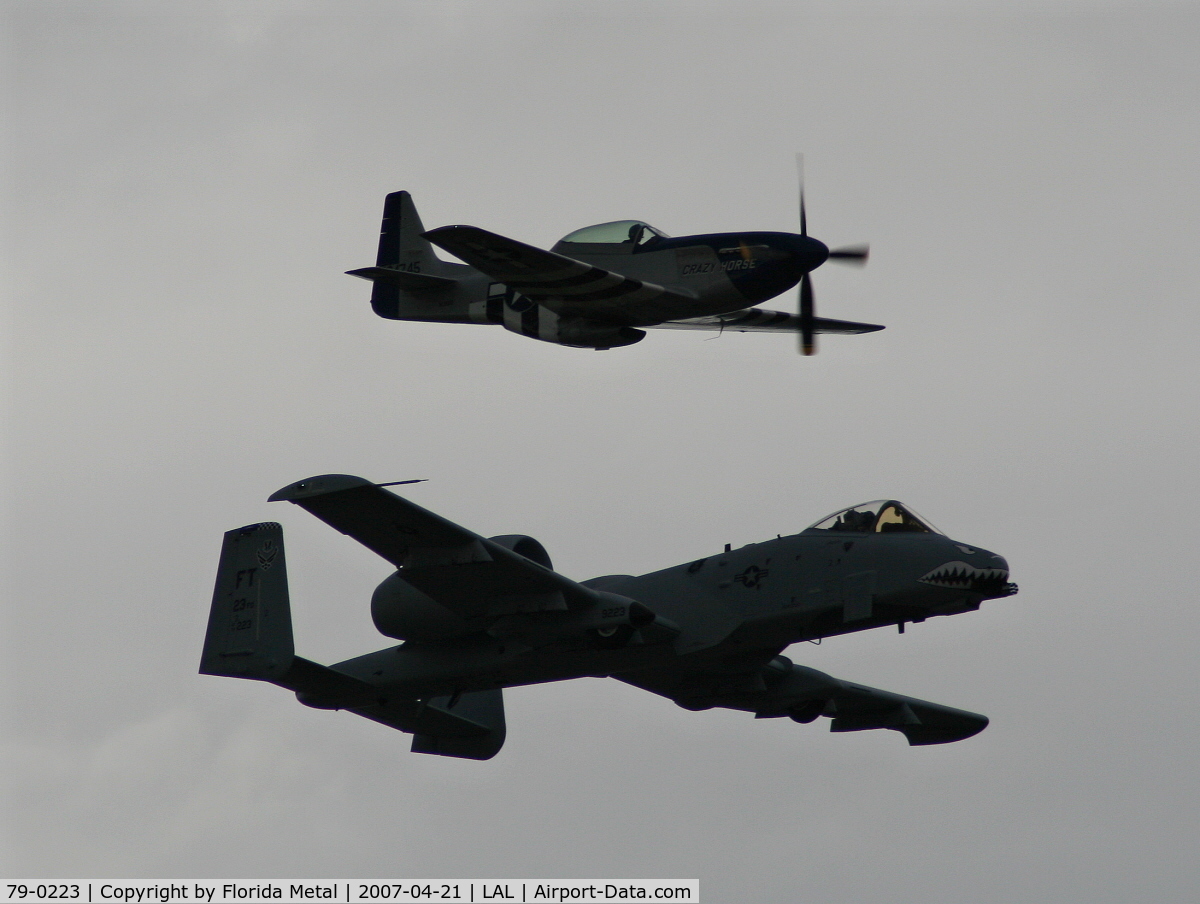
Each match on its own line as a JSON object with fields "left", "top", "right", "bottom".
{"left": 424, "top": 225, "right": 695, "bottom": 324}
{"left": 269, "top": 474, "right": 600, "bottom": 616}
{"left": 345, "top": 266, "right": 457, "bottom": 290}
{"left": 654, "top": 309, "right": 884, "bottom": 335}
{"left": 348, "top": 190, "right": 475, "bottom": 319}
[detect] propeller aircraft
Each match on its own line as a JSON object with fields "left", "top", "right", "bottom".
{"left": 201, "top": 476, "right": 1016, "bottom": 759}
{"left": 349, "top": 175, "right": 879, "bottom": 353}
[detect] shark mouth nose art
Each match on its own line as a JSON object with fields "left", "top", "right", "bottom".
{"left": 919, "top": 561, "right": 1016, "bottom": 595}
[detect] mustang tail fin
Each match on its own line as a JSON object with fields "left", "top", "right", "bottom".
{"left": 345, "top": 191, "right": 459, "bottom": 318}
{"left": 374, "top": 190, "right": 440, "bottom": 272}
{"left": 200, "top": 522, "right": 295, "bottom": 681}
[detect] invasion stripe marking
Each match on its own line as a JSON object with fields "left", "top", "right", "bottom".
{"left": 521, "top": 305, "right": 539, "bottom": 338}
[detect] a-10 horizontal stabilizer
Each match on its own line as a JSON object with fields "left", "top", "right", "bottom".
{"left": 256, "top": 658, "right": 506, "bottom": 760}
{"left": 201, "top": 520, "right": 507, "bottom": 759}
{"left": 316, "top": 687, "right": 507, "bottom": 761}
{"left": 408, "top": 690, "right": 506, "bottom": 760}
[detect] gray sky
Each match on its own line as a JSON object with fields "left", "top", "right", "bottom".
{"left": 4, "top": 1, "right": 1199, "bottom": 900}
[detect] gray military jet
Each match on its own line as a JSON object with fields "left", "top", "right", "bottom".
{"left": 348, "top": 187, "right": 879, "bottom": 353}
{"left": 201, "top": 476, "right": 1016, "bottom": 759}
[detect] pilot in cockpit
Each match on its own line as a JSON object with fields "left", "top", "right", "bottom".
{"left": 876, "top": 504, "right": 929, "bottom": 533}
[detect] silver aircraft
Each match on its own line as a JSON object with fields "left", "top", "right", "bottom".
{"left": 349, "top": 187, "right": 879, "bottom": 353}
{"left": 201, "top": 476, "right": 1016, "bottom": 759}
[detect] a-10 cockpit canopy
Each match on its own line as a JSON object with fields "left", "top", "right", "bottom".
{"left": 805, "top": 501, "right": 942, "bottom": 535}
{"left": 558, "top": 220, "right": 670, "bottom": 246}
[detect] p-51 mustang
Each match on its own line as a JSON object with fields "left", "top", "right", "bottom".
{"left": 201, "top": 476, "right": 1016, "bottom": 759}
{"left": 348, "top": 186, "right": 880, "bottom": 353}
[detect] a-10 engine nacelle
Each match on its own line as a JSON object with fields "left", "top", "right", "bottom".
{"left": 370, "top": 534, "right": 678, "bottom": 648}
{"left": 371, "top": 572, "right": 468, "bottom": 641}
{"left": 371, "top": 534, "right": 555, "bottom": 641}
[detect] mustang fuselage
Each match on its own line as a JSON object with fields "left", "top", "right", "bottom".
{"left": 350, "top": 192, "right": 881, "bottom": 348}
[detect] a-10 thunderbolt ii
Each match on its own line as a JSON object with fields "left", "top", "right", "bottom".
{"left": 348, "top": 182, "right": 879, "bottom": 353}
{"left": 201, "top": 476, "right": 1016, "bottom": 759}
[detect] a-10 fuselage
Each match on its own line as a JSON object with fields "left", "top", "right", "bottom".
{"left": 203, "top": 480, "right": 1016, "bottom": 755}
{"left": 328, "top": 500, "right": 1013, "bottom": 711}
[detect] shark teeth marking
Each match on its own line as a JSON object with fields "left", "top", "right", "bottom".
{"left": 919, "top": 561, "right": 1010, "bottom": 591}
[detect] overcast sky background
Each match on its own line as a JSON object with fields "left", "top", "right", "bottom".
{"left": 3, "top": 1, "right": 1199, "bottom": 900}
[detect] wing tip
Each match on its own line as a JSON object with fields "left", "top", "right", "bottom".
{"left": 903, "top": 714, "right": 989, "bottom": 745}
{"left": 269, "top": 474, "right": 375, "bottom": 503}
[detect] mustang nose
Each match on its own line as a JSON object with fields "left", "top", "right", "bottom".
{"left": 785, "top": 234, "right": 829, "bottom": 272}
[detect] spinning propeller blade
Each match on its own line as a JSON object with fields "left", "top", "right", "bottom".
{"left": 799, "top": 272, "right": 816, "bottom": 356}
{"left": 796, "top": 153, "right": 808, "bottom": 238}
{"left": 793, "top": 154, "right": 869, "bottom": 354}
{"left": 828, "top": 244, "right": 870, "bottom": 265}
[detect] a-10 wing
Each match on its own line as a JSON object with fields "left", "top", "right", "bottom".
{"left": 819, "top": 676, "right": 989, "bottom": 746}
{"left": 622, "top": 660, "right": 987, "bottom": 745}
{"left": 268, "top": 474, "right": 601, "bottom": 618}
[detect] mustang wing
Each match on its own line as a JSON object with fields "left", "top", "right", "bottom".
{"left": 652, "top": 308, "right": 885, "bottom": 334}
{"left": 269, "top": 474, "right": 596, "bottom": 616}
{"left": 423, "top": 225, "right": 697, "bottom": 324}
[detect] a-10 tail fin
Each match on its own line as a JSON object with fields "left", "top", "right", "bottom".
{"left": 200, "top": 522, "right": 295, "bottom": 682}
{"left": 201, "top": 521, "right": 507, "bottom": 759}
